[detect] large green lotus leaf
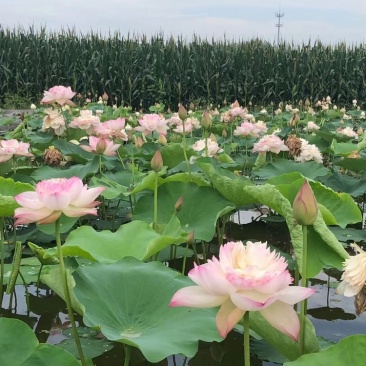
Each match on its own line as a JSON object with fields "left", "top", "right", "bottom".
{"left": 0, "top": 318, "right": 79, "bottom": 366}
{"left": 53, "top": 139, "right": 93, "bottom": 163}
{"left": 73, "top": 258, "right": 222, "bottom": 363}
{"left": 90, "top": 176, "right": 130, "bottom": 199}
{"left": 164, "top": 172, "right": 210, "bottom": 186}
{"left": 133, "top": 182, "right": 235, "bottom": 241}
{"left": 129, "top": 170, "right": 165, "bottom": 195}
{"left": 0, "top": 177, "right": 34, "bottom": 217}
{"left": 161, "top": 143, "right": 195, "bottom": 168}
{"left": 330, "top": 226, "right": 366, "bottom": 243}
{"left": 284, "top": 335, "right": 366, "bottom": 365}
{"left": 195, "top": 159, "right": 256, "bottom": 206}
{"left": 250, "top": 312, "right": 319, "bottom": 362}
{"left": 268, "top": 173, "right": 362, "bottom": 228}
{"left": 330, "top": 139, "right": 359, "bottom": 156}
{"left": 254, "top": 159, "right": 330, "bottom": 180}
{"left": 31, "top": 155, "right": 99, "bottom": 181}
{"left": 244, "top": 184, "right": 347, "bottom": 277}
{"left": 59, "top": 219, "right": 185, "bottom": 263}
{"left": 323, "top": 171, "right": 366, "bottom": 198}
{"left": 334, "top": 157, "right": 366, "bottom": 172}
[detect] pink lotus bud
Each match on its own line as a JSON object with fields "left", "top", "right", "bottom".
{"left": 158, "top": 134, "right": 167, "bottom": 145}
{"left": 178, "top": 104, "right": 188, "bottom": 121}
{"left": 102, "top": 92, "right": 109, "bottom": 101}
{"left": 357, "top": 127, "right": 364, "bottom": 136}
{"left": 201, "top": 110, "right": 212, "bottom": 129}
{"left": 151, "top": 150, "right": 163, "bottom": 172}
{"left": 209, "top": 133, "right": 217, "bottom": 142}
{"left": 293, "top": 180, "right": 318, "bottom": 225}
{"left": 175, "top": 196, "right": 184, "bottom": 212}
{"left": 96, "top": 139, "right": 107, "bottom": 154}
{"left": 134, "top": 136, "right": 145, "bottom": 148}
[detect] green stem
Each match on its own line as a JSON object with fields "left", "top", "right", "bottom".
{"left": 153, "top": 172, "right": 158, "bottom": 230}
{"left": 55, "top": 219, "right": 87, "bottom": 366}
{"left": 181, "top": 121, "right": 192, "bottom": 181}
{"left": 0, "top": 217, "right": 5, "bottom": 307}
{"left": 300, "top": 225, "right": 308, "bottom": 355}
{"left": 243, "top": 311, "right": 250, "bottom": 366}
{"left": 98, "top": 153, "right": 103, "bottom": 174}
{"left": 181, "top": 241, "right": 190, "bottom": 274}
{"left": 123, "top": 345, "right": 131, "bottom": 366}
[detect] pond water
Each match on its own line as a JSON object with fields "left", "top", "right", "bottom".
{"left": 1, "top": 213, "right": 365, "bottom": 365}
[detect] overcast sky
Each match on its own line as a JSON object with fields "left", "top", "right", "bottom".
{"left": 2, "top": 0, "right": 365, "bottom": 44}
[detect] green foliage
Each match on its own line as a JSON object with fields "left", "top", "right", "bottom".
{"left": 3, "top": 27, "right": 366, "bottom": 107}
{"left": 0, "top": 318, "right": 79, "bottom": 366}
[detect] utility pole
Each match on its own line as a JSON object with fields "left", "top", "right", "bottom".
{"left": 275, "top": 10, "right": 284, "bottom": 45}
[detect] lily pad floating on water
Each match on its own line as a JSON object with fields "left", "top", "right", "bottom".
{"left": 0, "top": 318, "right": 79, "bottom": 366}
{"left": 73, "top": 257, "right": 222, "bottom": 363}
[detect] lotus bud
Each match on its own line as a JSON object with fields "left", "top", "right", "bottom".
{"left": 178, "top": 104, "right": 188, "bottom": 121}
{"left": 357, "top": 127, "right": 364, "bottom": 136}
{"left": 134, "top": 136, "right": 144, "bottom": 148}
{"left": 189, "top": 102, "right": 195, "bottom": 111}
{"left": 158, "top": 134, "right": 167, "bottom": 145}
{"left": 293, "top": 180, "right": 318, "bottom": 226}
{"left": 289, "top": 113, "right": 300, "bottom": 126}
{"left": 209, "top": 133, "right": 217, "bottom": 142}
{"left": 167, "top": 108, "right": 171, "bottom": 114}
{"left": 222, "top": 129, "right": 227, "bottom": 138}
{"left": 304, "top": 98, "right": 311, "bottom": 107}
{"left": 102, "top": 92, "right": 109, "bottom": 101}
{"left": 201, "top": 110, "right": 212, "bottom": 129}
{"left": 231, "top": 100, "right": 240, "bottom": 108}
{"left": 96, "top": 139, "right": 107, "bottom": 154}
{"left": 174, "top": 196, "right": 184, "bottom": 212}
{"left": 30, "top": 103, "right": 37, "bottom": 110}
{"left": 151, "top": 150, "right": 163, "bottom": 172}
{"left": 186, "top": 230, "right": 195, "bottom": 245}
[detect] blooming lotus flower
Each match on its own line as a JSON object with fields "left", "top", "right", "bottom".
{"left": 170, "top": 241, "right": 314, "bottom": 339}
{"left": 292, "top": 180, "right": 318, "bottom": 226}
{"left": 337, "top": 244, "right": 366, "bottom": 297}
{"left": 0, "top": 139, "right": 34, "bottom": 163}
{"left": 337, "top": 127, "right": 358, "bottom": 139}
{"left": 192, "top": 138, "right": 223, "bottom": 157}
{"left": 296, "top": 139, "right": 323, "bottom": 164}
{"left": 42, "top": 109, "right": 66, "bottom": 136}
{"left": 233, "top": 121, "right": 256, "bottom": 137}
{"left": 303, "top": 121, "right": 320, "bottom": 132}
{"left": 134, "top": 114, "right": 169, "bottom": 136}
{"left": 40, "top": 86, "right": 76, "bottom": 106}
{"left": 14, "top": 177, "right": 105, "bottom": 225}
{"left": 69, "top": 110, "right": 101, "bottom": 135}
{"left": 94, "top": 118, "right": 128, "bottom": 140}
{"left": 252, "top": 134, "right": 289, "bottom": 154}
{"left": 80, "top": 136, "right": 121, "bottom": 156}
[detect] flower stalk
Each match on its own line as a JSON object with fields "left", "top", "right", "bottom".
{"left": 55, "top": 219, "right": 87, "bottom": 366}
{"left": 244, "top": 311, "right": 250, "bottom": 366}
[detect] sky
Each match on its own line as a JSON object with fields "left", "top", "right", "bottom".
{"left": 2, "top": 0, "right": 366, "bottom": 45}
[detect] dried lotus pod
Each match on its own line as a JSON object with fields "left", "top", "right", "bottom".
{"left": 43, "top": 146, "right": 63, "bottom": 166}
{"left": 286, "top": 135, "right": 302, "bottom": 157}
{"left": 355, "top": 286, "right": 366, "bottom": 316}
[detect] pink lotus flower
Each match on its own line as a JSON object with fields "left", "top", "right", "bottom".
{"left": 94, "top": 118, "right": 128, "bottom": 140}
{"left": 170, "top": 241, "right": 314, "bottom": 340}
{"left": 80, "top": 136, "right": 121, "bottom": 156}
{"left": 252, "top": 134, "right": 289, "bottom": 154}
{"left": 14, "top": 177, "right": 105, "bottom": 225}
{"left": 192, "top": 138, "right": 223, "bottom": 157}
{"left": 69, "top": 110, "right": 101, "bottom": 135}
{"left": 134, "top": 114, "right": 169, "bottom": 136}
{"left": 40, "top": 86, "right": 76, "bottom": 106}
{"left": 233, "top": 121, "right": 257, "bottom": 137}
{"left": 42, "top": 109, "right": 66, "bottom": 136}
{"left": 0, "top": 139, "right": 34, "bottom": 163}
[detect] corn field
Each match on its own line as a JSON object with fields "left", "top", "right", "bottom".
{"left": 1, "top": 26, "right": 366, "bottom": 108}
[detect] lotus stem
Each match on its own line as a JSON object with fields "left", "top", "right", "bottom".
{"left": 0, "top": 217, "right": 5, "bottom": 306}
{"left": 244, "top": 311, "right": 250, "bottom": 366}
{"left": 181, "top": 121, "right": 192, "bottom": 181}
{"left": 153, "top": 171, "right": 158, "bottom": 230}
{"left": 123, "top": 345, "right": 131, "bottom": 366}
{"left": 55, "top": 219, "right": 87, "bottom": 366}
{"left": 300, "top": 224, "right": 309, "bottom": 354}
